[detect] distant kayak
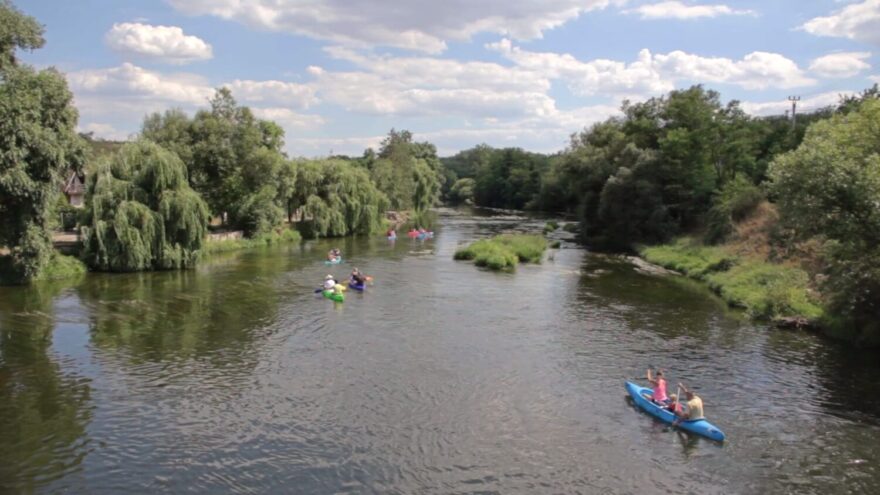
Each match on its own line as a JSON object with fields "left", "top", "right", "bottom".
{"left": 417, "top": 231, "right": 434, "bottom": 240}
{"left": 625, "top": 381, "right": 725, "bottom": 442}
{"left": 325, "top": 257, "right": 343, "bottom": 265}
{"left": 322, "top": 289, "right": 344, "bottom": 302}
{"left": 349, "top": 280, "right": 365, "bottom": 291}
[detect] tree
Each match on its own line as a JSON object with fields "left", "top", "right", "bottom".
{"left": 81, "top": 140, "right": 210, "bottom": 272}
{"left": 369, "top": 129, "right": 443, "bottom": 211}
{"left": 289, "top": 159, "right": 388, "bottom": 238}
{"left": 769, "top": 99, "right": 880, "bottom": 342}
{"left": 448, "top": 178, "right": 475, "bottom": 205}
{"left": 0, "top": 1, "right": 85, "bottom": 283}
{"left": 142, "top": 88, "right": 288, "bottom": 236}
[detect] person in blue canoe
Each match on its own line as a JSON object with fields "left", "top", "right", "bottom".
{"left": 327, "top": 248, "right": 341, "bottom": 262}
{"left": 646, "top": 368, "right": 668, "bottom": 404}
{"left": 673, "top": 383, "right": 704, "bottom": 425}
{"left": 350, "top": 268, "right": 367, "bottom": 286}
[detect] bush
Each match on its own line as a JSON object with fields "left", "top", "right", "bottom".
{"left": 454, "top": 234, "right": 547, "bottom": 271}
{"left": 705, "top": 177, "right": 765, "bottom": 244}
{"left": 202, "top": 227, "right": 301, "bottom": 255}
{"left": 37, "top": 252, "right": 87, "bottom": 281}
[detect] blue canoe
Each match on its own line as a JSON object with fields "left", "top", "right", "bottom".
{"left": 625, "top": 381, "right": 726, "bottom": 442}
{"left": 348, "top": 280, "right": 365, "bottom": 291}
{"left": 324, "top": 257, "right": 343, "bottom": 265}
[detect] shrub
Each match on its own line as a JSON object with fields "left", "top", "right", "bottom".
{"left": 454, "top": 234, "right": 547, "bottom": 271}
{"left": 705, "top": 177, "right": 765, "bottom": 244}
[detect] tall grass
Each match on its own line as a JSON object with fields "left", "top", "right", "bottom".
{"left": 640, "top": 237, "right": 822, "bottom": 320}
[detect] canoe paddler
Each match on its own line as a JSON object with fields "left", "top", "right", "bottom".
{"left": 646, "top": 368, "right": 668, "bottom": 404}
{"left": 673, "top": 383, "right": 704, "bottom": 425}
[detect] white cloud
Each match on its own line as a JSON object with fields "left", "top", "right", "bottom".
{"left": 250, "top": 107, "right": 325, "bottom": 128}
{"left": 105, "top": 23, "right": 213, "bottom": 64}
{"left": 67, "top": 63, "right": 326, "bottom": 150}
{"left": 802, "top": 0, "right": 880, "bottom": 46}
{"left": 870, "top": 75, "right": 880, "bottom": 83}
{"left": 624, "top": 1, "right": 755, "bottom": 20}
{"left": 740, "top": 91, "right": 858, "bottom": 116}
{"left": 224, "top": 80, "right": 318, "bottom": 108}
{"left": 68, "top": 63, "right": 213, "bottom": 104}
{"left": 167, "top": 0, "right": 623, "bottom": 53}
{"left": 306, "top": 48, "right": 559, "bottom": 119}
{"left": 809, "top": 52, "right": 872, "bottom": 78}
{"left": 488, "top": 39, "right": 815, "bottom": 95}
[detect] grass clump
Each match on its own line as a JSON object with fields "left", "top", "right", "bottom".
{"left": 543, "top": 221, "right": 559, "bottom": 234}
{"left": 640, "top": 237, "right": 736, "bottom": 279}
{"left": 706, "top": 261, "right": 822, "bottom": 319}
{"left": 454, "top": 234, "right": 547, "bottom": 271}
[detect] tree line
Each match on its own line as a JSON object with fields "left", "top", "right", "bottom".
{"left": 443, "top": 85, "right": 880, "bottom": 341}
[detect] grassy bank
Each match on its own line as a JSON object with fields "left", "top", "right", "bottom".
{"left": 454, "top": 234, "right": 547, "bottom": 271}
{"left": 640, "top": 237, "right": 822, "bottom": 320}
{"left": 1, "top": 251, "right": 87, "bottom": 285}
{"left": 202, "top": 228, "right": 302, "bottom": 255}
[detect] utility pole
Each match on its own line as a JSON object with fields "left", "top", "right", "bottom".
{"left": 788, "top": 96, "right": 800, "bottom": 129}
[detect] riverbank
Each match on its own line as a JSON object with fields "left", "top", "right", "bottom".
{"left": 639, "top": 238, "right": 822, "bottom": 322}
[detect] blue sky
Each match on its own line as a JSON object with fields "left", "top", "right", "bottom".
{"left": 16, "top": 0, "right": 880, "bottom": 156}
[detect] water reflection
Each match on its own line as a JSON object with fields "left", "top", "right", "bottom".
{"left": 0, "top": 281, "right": 92, "bottom": 492}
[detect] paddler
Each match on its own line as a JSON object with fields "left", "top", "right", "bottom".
{"left": 673, "top": 383, "right": 704, "bottom": 425}
{"left": 646, "top": 368, "right": 668, "bottom": 404}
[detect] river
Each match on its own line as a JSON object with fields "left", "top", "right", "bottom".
{"left": 1, "top": 207, "right": 878, "bottom": 494}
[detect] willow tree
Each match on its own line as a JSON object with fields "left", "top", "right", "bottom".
{"left": 0, "top": 1, "right": 85, "bottom": 283}
{"left": 288, "top": 159, "right": 388, "bottom": 237}
{"left": 81, "top": 140, "right": 210, "bottom": 272}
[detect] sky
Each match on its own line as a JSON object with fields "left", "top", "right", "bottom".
{"left": 15, "top": 0, "right": 880, "bottom": 157}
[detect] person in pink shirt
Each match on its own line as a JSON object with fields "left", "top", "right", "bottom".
{"left": 646, "top": 368, "right": 668, "bottom": 404}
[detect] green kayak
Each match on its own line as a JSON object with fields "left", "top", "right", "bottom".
{"left": 322, "top": 289, "right": 344, "bottom": 302}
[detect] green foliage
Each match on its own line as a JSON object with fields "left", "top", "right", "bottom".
{"left": 0, "top": 2, "right": 85, "bottom": 283}
{"left": 641, "top": 238, "right": 821, "bottom": 320}
{"left": 81, "top": 140, "right": 210, "bottom": 272}
{"left": 640, "top": 238, "right": 736, "bottom": 279}
{"left": 705, "top": 261, "right": 822, "bottom": 319}
{"left": 202, "top": 227, "right": 301, "bottom": 255}
{"left": 474, "top": 147, "right": 548, "bottom": 210}
{"left": 142, "top": 88, "right": 287, "bottom": 235}
{"left": 448, "top": 178, "right": 475, "bottom": 205}
{"left": 36, "top": 251, "right": 86, "bottom": 281}
{"left": 367, "top": 129, "right": 443, "bottom": 212}
{"left": 232, "top": 185, "right": 284, "bottom": 237}
{"left": 291, "top": 159, "right": 388, "bottom": 238}
{"left": 0, "top": 0, "right": 45, "bottom": 70}
{"left": 704, "top": 176, "right": 765, "bottom": 244}
{"left": 543, "top": 221, "right": 559, "bottom": 234}
{"left": 454, "top": 234, "right": 547, "bottom": 271}
{"left": 770, "top": 99, "right": 880, "bottom": 341}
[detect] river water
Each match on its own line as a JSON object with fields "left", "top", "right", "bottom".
{"left": 1, "top": 208, "right": 878, "bottom": 494}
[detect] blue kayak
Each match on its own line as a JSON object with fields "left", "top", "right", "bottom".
{"left": 324, "top": 257, "right": 343, "bottom": 265}
{"left": 625, "top": 381, "right": 726, "bottom": 442}
{"left": 348, "top": 280, "right": 365, "bottom": 291}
